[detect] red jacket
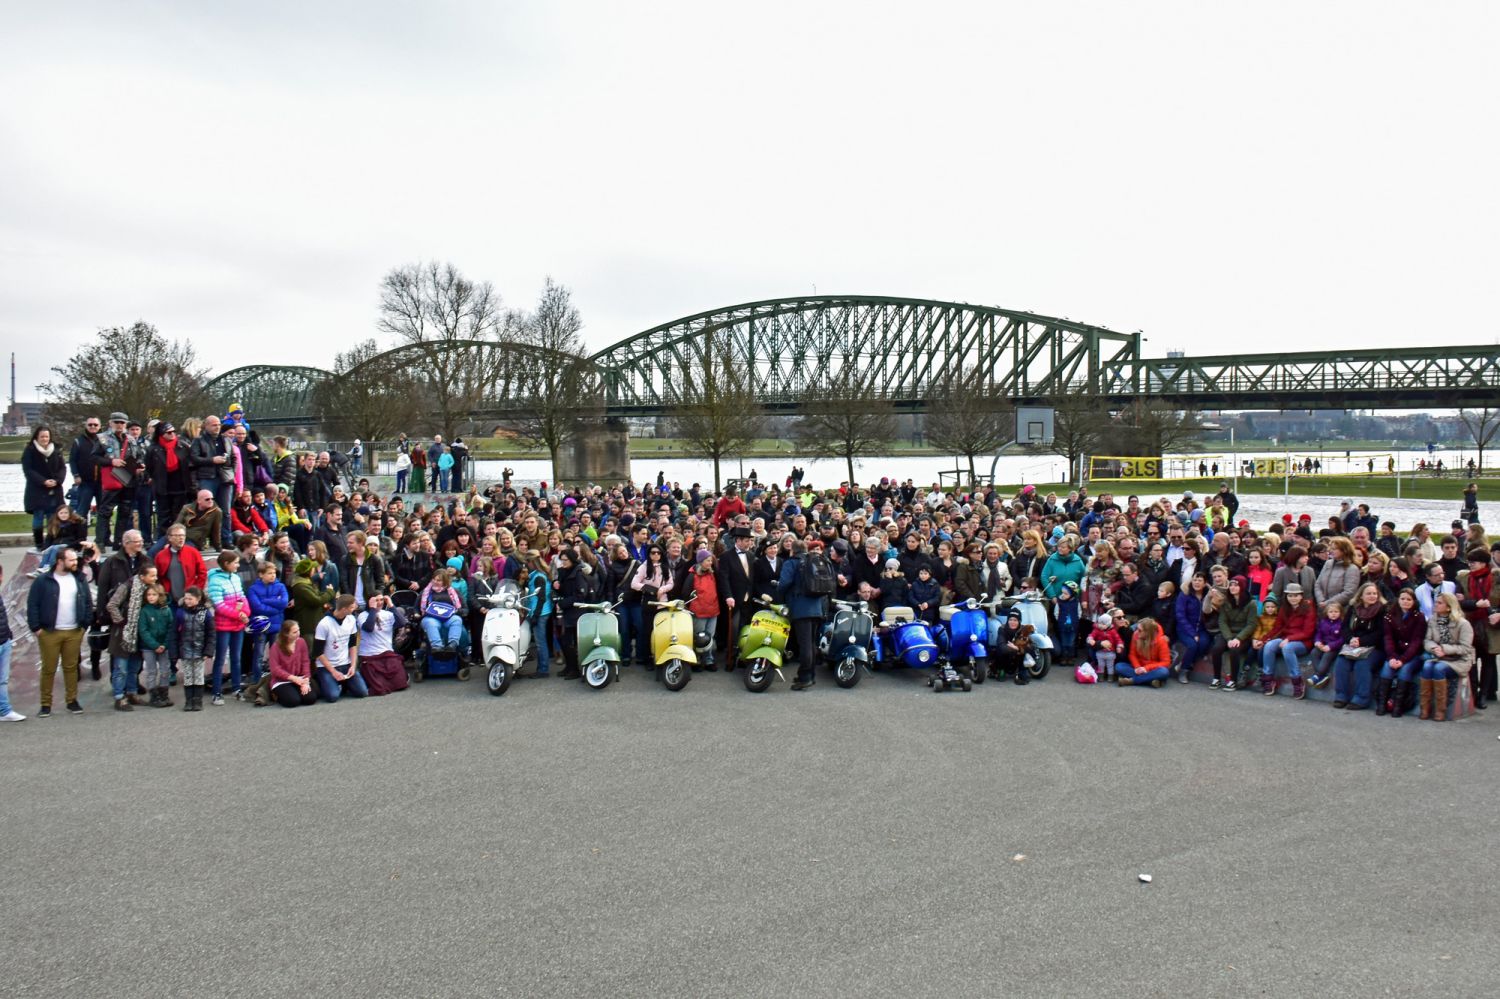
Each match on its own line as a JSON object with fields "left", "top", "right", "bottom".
{"left": 154, "top": 543, "right": 207, "bottom": 594}
{"left": 687, "top": 567, "right": 719, "bottom": 617}
{"left": 232, "top": 504, "right": 269, "bottom": 535}
{"left": 1129, "top": 631, "right": 1171, "bottom": 671}
{"left": 712, "top": 495, "right": 746, "bottom": 528}
{"left": 1269, "top": 600, "right": 1316, "bottom": 645}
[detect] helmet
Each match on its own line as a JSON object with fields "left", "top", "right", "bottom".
{"left": 246, "top": 615, "right": 273, "bottom": 635}
{"left": 87, "top": 624, "right": 111, "bottom": 653}
{"left": 693, "top": 630, "right": 713, "bottom": 652}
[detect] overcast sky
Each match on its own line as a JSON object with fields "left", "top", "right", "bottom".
{"left": 2, "top": 1, "right": 1496, "bottom": 392}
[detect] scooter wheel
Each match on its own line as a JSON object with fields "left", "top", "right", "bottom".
{"left": 583, "top": 661, "right": 612, "bottom": 689}
{"left": 834, "top": 658, "right": 860, "bottom": 689}
{"left": 487, "top": 659, "right": 511, "bottom": 697}
{"left": 456, "top": 667, "right": 471, "bottom": 682}
{"left": 972, "top": 659, "right": 986, "bottom": 684}
{"left": 743, "top": 661, "right": 773, "bottom": 693}
{"left": 962, "top": 677, "right": 973, "bottom": 692}
{"left": 662, "top": 658, "right": 691, "bottom": 692}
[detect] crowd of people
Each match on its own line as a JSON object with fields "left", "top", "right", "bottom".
{"left": 3, "top": 405, "right": 1494, "bottom": 725}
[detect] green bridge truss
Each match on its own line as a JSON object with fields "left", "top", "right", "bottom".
{"left": 203, "top": 296, "right": 1500, "bottom": 427}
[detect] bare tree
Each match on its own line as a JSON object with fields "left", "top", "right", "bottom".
{"left": 924, "top": 378, "right": 1014, "bottom": 486}
{"left": 501, "top": 277, "right": 593, "bottom": 481}
{"left": 316, "top": 339, "right": 421, "bottom": 442}
{"left": 1458, "top": 407, "right": 1500, "bottom": 472}
{"left": 41, "top": 322, "right": 210, "bottom": 429}
{"left": 1028, "top": 390, "right": 1106, "bottom": 486}
{"left": 377, "top": 261, "right": 514, "bottom": 439}
{"left": 1111, "top": 400, "right": 1204, "bottom": 456}
{"left": 671, "top": 335, "right": 763, "bottom": 491}
{"left": 794, "top": 369, "right": 897, "bottom": 486}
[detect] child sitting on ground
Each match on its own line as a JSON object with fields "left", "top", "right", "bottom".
{"left": 1086, "top": 612, "right": 1124, "bottom": 679}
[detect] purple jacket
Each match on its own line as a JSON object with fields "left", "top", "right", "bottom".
{"left": 1313, "top": 616, "right": 1347, "bottom": 650}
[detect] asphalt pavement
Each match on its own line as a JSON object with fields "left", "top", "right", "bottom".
{"left": 3, "top": 546, "right": 1498, "bottom": 997}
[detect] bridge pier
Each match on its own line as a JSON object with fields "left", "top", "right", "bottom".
{"left": 556, "top": 416, "right": 632, "bottom": 486}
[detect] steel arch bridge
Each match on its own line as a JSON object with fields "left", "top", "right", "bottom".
{"left": 202, "top": 295, "right": 1500, "bottom": 427}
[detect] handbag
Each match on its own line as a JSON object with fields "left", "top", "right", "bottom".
{"left": 1337, "top": 645, "right": 1373, "bottom": 660}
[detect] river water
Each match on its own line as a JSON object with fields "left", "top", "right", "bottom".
{"left": 2, "top": 449, "right": 1478, "bottom": 531}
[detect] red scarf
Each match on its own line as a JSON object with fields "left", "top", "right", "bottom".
{"left": 162, "top": 434, "right": 180, "bottom": 473}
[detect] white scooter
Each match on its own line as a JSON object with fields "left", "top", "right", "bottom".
{"left": 484, "top": 578, "right": 534, "bottom": 696}
{"left": 992, "top": 590, "right": 1055, "bottom": 680}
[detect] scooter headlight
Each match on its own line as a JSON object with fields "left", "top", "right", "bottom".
{"left": 919, "top": 650, "right": 930, "bottom": 663}
{"left": 848, "top": 635, "right": 856, "bottom": 644}
{"left": 762, "top": 635, "right": 770, "bottom": 646}
{"left": 593, "top": 636, "right": 602, "bottom": 647}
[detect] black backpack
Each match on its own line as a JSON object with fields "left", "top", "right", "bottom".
{"left": 799, "top": 552, "right": 836, "bottom": 597}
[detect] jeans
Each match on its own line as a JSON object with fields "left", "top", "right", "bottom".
{"left": 0, "top": 639, "right": 13, "bottom": 715}
{"left": 618, "top": 603, "right": 645, "bottom": 666}
{"left": 1260, "top": 639, "right": 1308, "bottom": 678}
{"left": 1307, "top": 647, "right": 1342, "bottom": 679}
{"left": 1420, "top": 660, "right": 1460, "bottom": 680}
{"left": 422, "top": 615, "right": 464, "bottom": 649}
{"left": 316, "top": 665, "right": 368, "bottom": 702}
{"left": 1177, "top": 631, "right": 1213, "bottom": 672}
{"left": 251, "top": 632, "right": 271, "bottom": 682}
{"left": 71, "top": 482, "right": 96, "bottom": 520}
{"left": 1332, "top": 654, "right": 1374, "bottom": 705}
{"left": 438, "top": 468, "right": 450, "bottom": 492}
{"left": 1120, "top": 665, "right": 1171, "bottom": 685}
{"left": 395, "top": 469, "right": 408, "bottom": 493}
{"left": 110, "top": 654, "right": 142, "bottom": 700}
{"left": 1378, "top": 657, "right": 1423, "bottom": 682}
{"left": 211, "top": 629, "right": 244, "bottom": 696}
{"left": 531, "top": 613, "right": 551, "bottom": 674}
{"left": 694, "top": 615, "right": 718, "bottom": 664}
{"left": 30, "top": 498, "right": 60, "bottom": 542}
{"left": 351, "top": 457, "right": 362, "bottom": 477}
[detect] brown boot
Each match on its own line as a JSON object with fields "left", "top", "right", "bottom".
{"left": 1432, "top": 678, "right": 1449, "bottom": 721}
{"left": 1418, "top": 678, "right": 1433, "bottom": 720}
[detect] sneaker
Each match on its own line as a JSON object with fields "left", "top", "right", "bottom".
{"left": 38, "top": 705, "right": 52, "bottom": 719}
{"left": 1117, "top": 676, "right": 1132, "bottom": 687}
{"left": 1312, "top": 674, "right": 1331, "bottom": 689}
{"left": 1177, "top": 670, "right": 1190, "bottom": 684}
{"left": 1, "top": 710, "right": 26, "bottom": 722}
{"left": 1150, "top": 679, "right": 1164, "bottom": 688}
{"left": 1331, "top": 700, "right": 1348, "bottom": 709}
{"left": 233, "top": 690, "right": 244, "bottom": 702}
{"left": 1209, "top": 678, "right": 1221, "bottom": 688}
{"left": 1223, "top": 680, "right": 1236, "bottom": 691}
{"left": 1292, "top": 680, "right": 1307, "bottom": 700}
{"left": 65, "top": 701, "right": 83, "bottom": 714}
{"left": 113, "top": 698, "right": 133, "bottom": 712}
{"left": 211, "top": 694, "right": 224, "bottom": 706}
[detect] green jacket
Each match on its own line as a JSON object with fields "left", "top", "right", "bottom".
{"left": 291, "top": 577, "right": 337, "bottom": 636}
{"left": 137, "top": 602, "right": 174, "bottom": 651}
{"left": 1216, "top": 597, "right": 1257, "bottom": 642}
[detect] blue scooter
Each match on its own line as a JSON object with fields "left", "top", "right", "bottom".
{"left": 819, "top": 598, "right": 876, "bottom": 688}
{"left": 940, "top": 598, "right": 1001, "bottom": 684}
{"left": 873, "top": 606, "right": 951, "bottom": 683}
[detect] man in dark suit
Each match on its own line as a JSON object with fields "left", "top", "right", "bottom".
{"left": 717, "top": 527, "right": 756, "bottom": 670}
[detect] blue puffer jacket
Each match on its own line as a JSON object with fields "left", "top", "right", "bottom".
{"left": 777, "top": 557, "right": 828, "bottom": 622}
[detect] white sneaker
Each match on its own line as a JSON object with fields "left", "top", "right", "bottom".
{"left": 0, "top": 710, "right": 26, "bottom": 722}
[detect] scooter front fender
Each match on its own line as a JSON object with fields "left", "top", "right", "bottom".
{"left": 656, "top": 644, "right": 697, "bottom": 665}
{"left": 741, "top": 647, "right": 783, "bottom": 668}
{"left": 839, "top": 645, "right": 869, "bottom": 663}
{"left": 582, "top": 646, "right": 621, "bottom": 666}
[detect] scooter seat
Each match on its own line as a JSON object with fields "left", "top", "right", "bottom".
{"left": 882, "top": 607, "right": 915, "bottom": 625}
{"left": 939, "top": 605, "right": 960, "bottom": 622}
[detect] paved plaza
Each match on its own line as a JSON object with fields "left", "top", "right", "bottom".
{"left": 3, "top": 593, "right": 1496, "bottom": 998}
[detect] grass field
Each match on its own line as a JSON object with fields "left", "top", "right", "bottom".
{"left": 1013, "top": 473, "right": 1488, "bottom": 502}
{"left": 0, "top": 512, "right": 32, "bottom": 533}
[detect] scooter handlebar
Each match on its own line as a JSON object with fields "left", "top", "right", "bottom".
{"left": 576, "top": 599, "right": 622, "bottom": 613}
{"left": 648, "top": 599, "right": 689, "bottom": 610}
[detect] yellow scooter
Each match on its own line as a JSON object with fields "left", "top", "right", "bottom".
{"left": 649, "top": 599, "right": 697, "bottom": 692}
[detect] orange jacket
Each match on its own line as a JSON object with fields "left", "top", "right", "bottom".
{"left": 1129, "top": 631, "right": 1172, "bottom": 671}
